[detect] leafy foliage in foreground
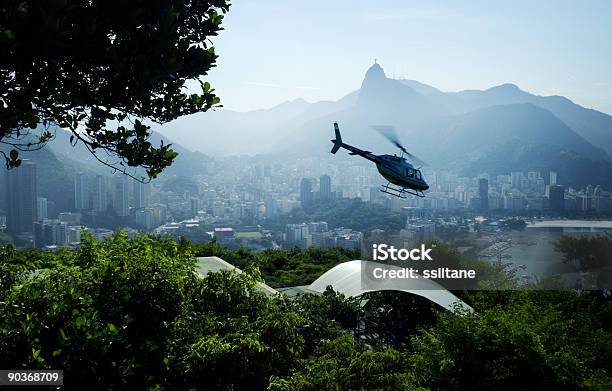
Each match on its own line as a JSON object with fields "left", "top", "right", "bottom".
{"left": 412, "top": 291, "right": 612, "bottom": 390}
{"left": 1, "top": 234, "right": 611, "bottom": 390}
{"left": 268, "top": 336, "right": 423, "bottom": 391}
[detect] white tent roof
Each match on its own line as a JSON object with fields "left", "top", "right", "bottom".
{"left": 308, "top": 260, "right": 473, "bottom": 313}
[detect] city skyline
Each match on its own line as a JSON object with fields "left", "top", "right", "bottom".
{"left": 3, "top": 151, "right": 611, "bottom": 250}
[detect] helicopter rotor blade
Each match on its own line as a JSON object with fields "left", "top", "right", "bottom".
{"left": 372, "top": 125, "right": 428, "bottom": 166}
{"left": 404, "top": 151, "right": 428, "bottom": 168}
{"left": 372, "top": 125, "right": 407, "bottom": 153}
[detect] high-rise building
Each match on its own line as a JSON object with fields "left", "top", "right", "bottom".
{"left": 263, "top": 165, "right": 272, "bottom": 178}
{"left": 319, "top": 174, "right": 332, "bottom": 200}
{"left": 580, "top": 194, "right": 592, "bottom": 211}
{"left": 0, "top": 167, "right": 6, "bottom": 212}
{"left": 264, "top": 196, "right": 277, "bottom": 219}
{"left": 478, "top": 178, "right": 489, "bottom": 211}
{"left": 74, "top": 173, "right": 87, "bottom": 210}
{"left": 549, "top": 185, "right": 565, "bottom": 212}
{"left": 285, "top": 223, "right": 309, "bottom": 247}
{"left": 190, "top": 197, "right": 199, "bottom": 218}
{"left": 59, "top": 212, "right": 80, "bottom": 225}
{"left": 549, "top": 171, "right": 557, "bottom": 186}
{"left": 593, "top": 185, "right": 603, "bottom": 212}
{"left": 308, "top": 221, "right": 329, "bottom": 233}
{"left": 6, "top": 160, "right": 38, "bottom": 234}
{"left": 454, "top": 185, "right": 466, "bottom": 203}
{"left": 133, "top": 180, "right": 149, "bottom": 209}
{"left": 212, "top": 200, "right": 225, "bottom": 217}
{"left": 135, "top": 208, "right": 155, "bottom": 230}
{"left": 34, "top": 220, "right": 68, "bottom": 248}
{"left": 93, "top": 175, "right": 108, "bottom": 212}
{"left": 527, "top": 171, "right": 539, "bottom": 181}
{"left": 300, "top": 178, "right": 314, "bottom": 207}
{"left": 37, "top": 197, "right": 48, "bottom": 221}
{"left": 114, "top": 176, "right": 129, "bottom": 216}
{"left": 67, "top": 226, "right": 82, "bottom": 245}
{"left": 510, "top": 171, "right": 523, "bottom": 189}
{"left": 370, "top": 186, "right": 385, "bottom": 205}
{"left": 535, "top": 178, "right": 546, "bottom": 195}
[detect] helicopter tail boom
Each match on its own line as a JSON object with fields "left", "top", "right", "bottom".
{"left": 330, "top": 122, "right": 342, "bottom": 154}
{"left": 330, "top": 123, "right": 378, "bottom": 163}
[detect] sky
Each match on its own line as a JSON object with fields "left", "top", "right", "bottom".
{"left": 203, "top": 0, "right": 612, "bottom": 114}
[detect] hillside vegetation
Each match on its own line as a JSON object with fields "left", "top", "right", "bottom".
{"left": 1, "top": 233, "right": 611, "bottom": 389}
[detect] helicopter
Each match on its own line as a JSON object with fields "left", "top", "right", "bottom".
{"left": 330, "top": 122, "right": 429, "bottom": 198}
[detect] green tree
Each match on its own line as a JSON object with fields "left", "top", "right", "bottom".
{"left": 410, "top": 292, "right": 612, "bottom": 390}
{"left": 361, "top": 291, "right": 439, "bottom": 350}
{"left": 3, "top": 234, "right": 612, "bottom": 390}
{"left": 292, "top": 287, "right": 363, "bottom": 354}
{"left": 268, "top": 336, "right": 423, "bottom": 391}
{"left": 0, "top": 0, "right": 229, "bottom": 179}
{"left": 555, "top": 233, "right": 612, "bottom": 271}
{"left": 0, "top": 233, "right": 306, "bottom": 389}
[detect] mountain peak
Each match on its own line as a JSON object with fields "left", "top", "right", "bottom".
{"left": 363, "top": 62, "right": 386, "bottom": 83}
{"left": 488, "top": 83, "right": 522, "bottom": 92}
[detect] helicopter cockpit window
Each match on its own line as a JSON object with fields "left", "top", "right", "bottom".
{"left": 415, "top": 171, "right": 421, "bottom": 179}
{"left": 407, "top": 169, "right": 414, "bottom": 178}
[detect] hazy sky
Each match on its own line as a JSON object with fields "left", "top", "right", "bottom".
{"left": 204, "top": 0, "right": 612, "bottom": 114}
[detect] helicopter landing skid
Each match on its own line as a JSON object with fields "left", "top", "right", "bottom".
{"left": 380, "top": 183, "right": 425, "bottom": 198}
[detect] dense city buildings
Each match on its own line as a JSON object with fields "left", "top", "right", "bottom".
{"left": 2, "top": 151, "right": 612, "bottom": 250}
{"left": 285, "top": 221, "right": 361, "bottom": 249}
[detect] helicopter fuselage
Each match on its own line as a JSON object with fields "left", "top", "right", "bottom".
{"left": 375, "top": 155, "right": 429, "bottom": 191}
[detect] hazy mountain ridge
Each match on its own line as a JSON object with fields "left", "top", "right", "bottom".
{"left": 402, "top": 80, "right": 612, "bottom": 156}
{"left": 157, "top": 63, "right": 612, "bottom": 164}
{"left": 157, "top": 91, "right": 360, "bottom": 156}
{"left": 436, "top": 103, "right": 608, "bottom": 163}
{"left": 47, "top": 127, "right": 214, "bottom": 178}
{"left": 155, "top": 63, "right": 612, "bottom": 188}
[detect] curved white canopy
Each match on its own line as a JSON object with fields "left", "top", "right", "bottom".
{"left": 308, "top": 260, "right": 473, "bottom": 313}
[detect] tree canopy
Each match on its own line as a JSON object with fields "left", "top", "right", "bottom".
{"left": 0, "top": 0, "right": 229, "bottom": 179}
{"left": 1, "top": 234, "right": 611, "bottom": 389}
